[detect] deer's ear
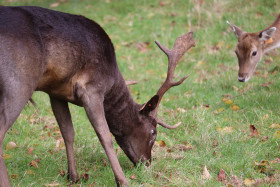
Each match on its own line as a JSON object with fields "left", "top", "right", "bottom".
{"left": 139, "top": 95, "right": 159, "bottom": 116}
{"left": 226, "top": 20, "right": 244, "bottom": 38}
{"left": 259, "top": 27, "right": 276, "bottom": 42}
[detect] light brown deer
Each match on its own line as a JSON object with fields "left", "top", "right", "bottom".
{"left": 227, "top": 14, "right": 280, "bottom": 82}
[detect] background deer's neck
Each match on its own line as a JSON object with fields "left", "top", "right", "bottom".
{"left": 263, "top": 15, "right": 280, "bottom": 53}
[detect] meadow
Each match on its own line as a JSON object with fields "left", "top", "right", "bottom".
{"left": 1, "top": 0, "right": 280, "bottom": 186}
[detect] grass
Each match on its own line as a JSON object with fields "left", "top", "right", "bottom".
{"left": 1, "top": 0, "right": 280, "bottom": 186}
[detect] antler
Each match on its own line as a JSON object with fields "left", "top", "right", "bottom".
{"left": 152, "top": 31, "right": 195, "bottom": 129}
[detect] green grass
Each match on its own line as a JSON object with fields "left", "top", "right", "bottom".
{"left": 1, "top": 0, "right": 280, "bottom": 186}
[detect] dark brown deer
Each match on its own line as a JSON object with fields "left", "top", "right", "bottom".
{"left": 0, "top": 6, "right": 195, "bottom": 186}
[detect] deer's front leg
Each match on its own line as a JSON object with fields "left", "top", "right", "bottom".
{"left": 50, "top": 97, "right": 79, "bottom": 183}
{"left": 75, "top": 83, "right": 129, "bottom": 186}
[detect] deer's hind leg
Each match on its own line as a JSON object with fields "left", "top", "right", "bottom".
{"left": 0, "top": 81, "right": 37, "bottom": 187}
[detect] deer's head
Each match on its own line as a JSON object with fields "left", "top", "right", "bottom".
{"left": 227, "top": 21, "right": 276, "bottom": 82}
{"left": 114, "top": 31, "right": 195, "bottom": 165}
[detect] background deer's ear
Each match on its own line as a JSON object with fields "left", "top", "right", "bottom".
{"left": 139, "top": 95, "right": 159, "bottom": 116}
{"left": 259, "top": 27, "right": 276, "bottom": 42}
{"left": 226, "top": 20, "right": 244, "bottom": 38}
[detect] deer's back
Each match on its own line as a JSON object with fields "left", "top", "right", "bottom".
{"left": 0, "top": 6, "right": 118, "bottom": 103}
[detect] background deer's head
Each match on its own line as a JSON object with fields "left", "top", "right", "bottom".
{"left": 227, "top": 21, "right": 276, "bottom": 82}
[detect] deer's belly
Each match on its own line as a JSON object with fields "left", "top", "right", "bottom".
{"left": 36, "top": 62, "right": 78, "bottom": 102}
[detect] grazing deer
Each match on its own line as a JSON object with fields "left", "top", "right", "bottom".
{"left": 227, "top": 14, "right": 280, "bottom": 82}
{"left": 0, "top": 6, "right": 195, "bottom": 186}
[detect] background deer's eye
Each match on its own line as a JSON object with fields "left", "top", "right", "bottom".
{"left": 252, "top": 51, "right": 257, "bottom": 56}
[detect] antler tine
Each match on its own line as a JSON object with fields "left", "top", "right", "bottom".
{"left": 152, "top": 31, "right": 195, "bottom": 129}
{"left": 157, "top": 119, "right": 182, "bottom": 129}
{"left": 155, "top": 41, "right": 171, "bottom": 57}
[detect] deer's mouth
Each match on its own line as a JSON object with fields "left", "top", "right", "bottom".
{"left": 238, "top": 76, "right": 249, "bottom": 82}
{"left": 123, "top": 141, "right": 150, "bottom": 166}
{"left": 115, "top": 137, "right": 140, "bottom": 165}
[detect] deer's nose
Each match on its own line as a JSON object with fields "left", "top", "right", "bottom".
{"left": 141, "top": 156, "right": 151, "bottom": 166}
{"left": 238, "top": 77, "right": 246, "bottom": 82}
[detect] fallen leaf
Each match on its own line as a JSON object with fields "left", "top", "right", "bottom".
{"left": 50, "top": 2, "right": 60, "bottom": 8}
{"left": 173, "top": 144, "right": 192, "bottom": 151}
{"left": 10, "top": 174, "right": 18, "bottom": 179}
{"left": 253, "top": 178, "right": 263, "bottom": 186}
{"left": 270, "top": 124, "right": 280, "bottom": 129}
{"left": 29, "top": 160, "right": 38, "bottom": 168}
{"left": 27, "top": 170, "right": 35, "bottom": 175}
{"left": 169, "top": 172, "right": 172, "bottom": 180}
{"left": 273, "top": 130, "right": 280, "bottom": 138}
{"left": 44, "top": 183, "right": 60, "bottom": 187}
{"left": 243, "top": 178, "right": 255, "bottom": 186}
{"left": 254, "top": 160, "right": 269, "bottom": 174}
{"left": 81, "top": 173, "right": 89, "bottom": 182}
{"left": 212, "top": 139, "right": 219, "bottom": 148}
{"left": 58, "top": 168, "right": 66, "bottom": 177}
{"left": 155, "top": 140, "right": 166, "bottom": 147}
{"left": 3, "top": 154, "right": 11, "bottom": 160}
{"left": 202, "top": 165, "right": 212, "bottom": 179}
{"left": 250, "top": 125, "right": 260, "bottom": 137}
{"left": 35, "top": 158, "right": 41, "bottom": 164}
{"left": 263, "top": 114, "right": 269, "bottom": 120}
{"left": 270, "top": 158, "right": 280, "bottom": 164}
{"left": 230, "top": 104, "right": 240, "bottom": 111}
{"left": 159, "top": 1, "right": 169, "bottom": 6}
{"left": 12, "top": 129, "right": 19, "bottom": 135}
{"left": 218, "top": 108, "right": 224, "bottom": 113}
{"left": 130, "top": 174, "right": 137, "bottom": 180}
{"left": 103, "top": 158, "right": 107, "bottom": 167}
{"left": 134, "top": 42, "right": 150, "bottom": 53}
{"left": 222, "top": 98, "right": 233, "bottom": 105}
{"left": 43, "top": 124, "right": 54, "bottom": 130}
{"left": 28, "top": 147, "right": 34, "bottom": 154}
{"left": 222, "top": 94, "right": 231, "bottom": 98}
{"left": 195, "top": 60, "right": 205, "bottom": 68}
{"left": 217, "top": 169, "right": 226, "bottom": 182}
{"left": 261, "top": 82, "right": 273, "bottom": 87}
{"left": 265, "top": 176, "right": 275, "bottom": 185}
{"left": 6, "top": 142, "right": 17, "bottom": 150}
{"left": 213, "top": 41, "right": 224, "bottom": 51}
{"left": 229, "top": 175, "right": 243, "bottom": 187}
{"left": 216, "top": 126, "right": 222, "bottom": 131}
{"left": 56, "top": 139, "right": 64, "bottom": 148}
{"left": 48, "top": 149, "right": 53, "bottom": 155}
{"left": 217, "top": 126, "right": 234, "bottom": 134}
{"left": 177, "top": 108, "right": 186, "bottom": 113}
{"left": 261, "top": 136, "right": 269, "bottom": 141}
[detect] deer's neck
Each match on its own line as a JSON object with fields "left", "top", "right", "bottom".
{"left": 264, "top": 15, "right": 280, "bottom": 53}
{"left": 104, "top": 72, "right": 140, "bottom": 137}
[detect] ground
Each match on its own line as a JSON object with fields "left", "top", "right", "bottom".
{"left": 1, "top": 0, "right": 280, "bottom": 186}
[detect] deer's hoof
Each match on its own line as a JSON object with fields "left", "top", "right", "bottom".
{"left": 117, "top": 178, "right": 129, "bottom": 187}
{"left": 67, "top": 172, "right": 80, "bottom": 183}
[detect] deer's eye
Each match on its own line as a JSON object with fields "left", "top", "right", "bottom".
{"left": 252, "top": 51, "right": 257, "bottom": 56}
{"left": 151, "top": 129, "right": 156, "bottom": 136}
